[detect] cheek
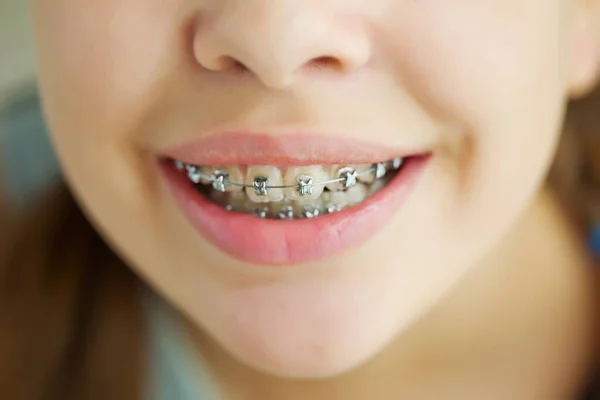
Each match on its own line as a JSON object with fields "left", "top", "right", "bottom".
{"left": 385, "top": 2, "right": 568, "bottom": 214}
{"left": 32, "top": 0, "right": 189, "bottom": 217}
{"left": 31, "top": 1, "right": 195, "bottom": 277}
{"left": 393, "top": 2, "right": 567, "bottom": 130}
{"left": 32, "top": 0, "right": 182, "bottom": 149}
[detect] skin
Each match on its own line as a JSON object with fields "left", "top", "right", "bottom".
{"left": 31, "top": 0, "right": 600, "bottom": 398}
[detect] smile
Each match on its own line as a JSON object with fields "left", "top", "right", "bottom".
{"left": 174, "top": 157, "right": 404, "bottom": 220}
{"left": 160, "top": 133, "right": 430, "bottom": 266}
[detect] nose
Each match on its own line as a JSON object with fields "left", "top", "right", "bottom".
{"left": 193, "top": 0, "right": 372, "bottom": 88}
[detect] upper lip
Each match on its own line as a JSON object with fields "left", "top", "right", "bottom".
{"left": 161, "top": 131, "right": 424, "bottom": 166}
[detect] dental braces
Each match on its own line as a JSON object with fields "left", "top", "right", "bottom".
{"left": 232, "top": 201, "right": 347, "bottom": 220}
{"left": 176, "top": 158, "right": 403, "bottom": 197}
{"left": 257, "top": 204, "right": 328, "bottom": 219}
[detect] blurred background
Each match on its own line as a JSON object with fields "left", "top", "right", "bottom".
{"left": 0, "top": 0, "right": 60, "bottom": 210}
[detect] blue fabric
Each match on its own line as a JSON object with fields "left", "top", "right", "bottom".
{"left": 145, "top": 294, "right": 220, "bottom": 400}
{"left": 0, "top": 93, "right": 60, "bottom": 208}
{"left": 590, "top": 224, "right": 600, "bottom": 257}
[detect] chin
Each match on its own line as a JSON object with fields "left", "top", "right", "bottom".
{"left": 199, "top": 282, "right": 410, "bottom": 380}
{"left": 224, "top": 323, "right": 393, "bottom": 379}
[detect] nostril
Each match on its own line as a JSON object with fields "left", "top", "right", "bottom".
{"left": 205, "top": 55, "right": 252, "bottom": 76}
{"left": 231, "top": 59, "right": 251, "bottom": 75}
{"left": 224, "top": 56, "right": 342, "bottom": 76}
{"left": 210, "top": 56, "right": 342, "bottom": 76}
{"left": 306, "top": 56, "right": 344, "bottom": 72}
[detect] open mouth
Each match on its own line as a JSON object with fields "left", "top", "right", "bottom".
{"left": 172, "top": 157, "right": 406, "bottom": 220}
{"left": 160, "top": 133, "right": 430, "bottom": 266}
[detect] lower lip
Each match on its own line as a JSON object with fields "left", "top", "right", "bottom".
{"left": 161, "top": 156, "right": 430, "bottom": 266}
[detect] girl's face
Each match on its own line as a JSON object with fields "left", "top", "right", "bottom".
{"left": 32, "top": 0, "right": 599, "bottom": 377}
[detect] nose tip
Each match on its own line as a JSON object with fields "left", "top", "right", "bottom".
{"left": 192, "top": 4, "right": 371, "bottom": 88}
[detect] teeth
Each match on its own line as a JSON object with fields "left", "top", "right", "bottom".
{"left": 177, "top": 156, "right": 405, "bottom": 219}
{"left": 182, "top": 164, "right": 243, "bottom": 189}
{"left": 323, "top": 183, "right": 368, "bottom": 208}
{"left": 302, "top": 207, "right": 320, "bottom": 219}
{"left": 356, "top": 164, "right": 378, "bottom": 184}
{"left": 284, "top": 166, "right": 328, "bottom": 200}
{"left": 326, "top": 165, "right": 358, "bottom": 191}
{"left": 211, "top": 170, "right": 229, "bottom": 192}
{"left": 225, "top": 191, "right": 249, "bottom": 211}
{"left": 175, "top": 160, "right": 186, "bottom": 171}
{"left": 375, "top": 163, "right": 387, "bottom": 179}
{"left": 183, "top": 164, "right": 214, "bottom": 185}
{"left": 325, "top": 204, "right": 342, "bottom": 214}
{"left": 391, "top": 157, "right": 404, "bottom": 170}
{"left": 276, "top": 205, "right": 295, "bottom": 220}
{"left": 345, "top": 183, "right": 368, "bottom": 205}
{"left": 196, "top": 166, "right": 217, "bottom": 185}
{"left": 293, "top": 196, "right": 317, "bottom": 205}
{"left": 185, "top": 165, "right": 203, "bottom": 184}
{"left": 220, "top": 166, "right": 244, "bottom": 192}
{"left": 338, "top": 167, "right": 358, "bottom": 189}
{"left": 325, "top": 165, "right": 343, "bottom": 191}
{"left": 208, "top": 189, "right": 228, "bottom": 204}
{"left": 293, "top": 197, "right": 321, "bottom": 215}
{"left": 252, "top": 207, "right": 270, "bottom": 218}
{"left": 368, "top": 179, "right": 387, "bottom": 196}
{"left": 245, "top": 166, "right": 284, "bottom": 203}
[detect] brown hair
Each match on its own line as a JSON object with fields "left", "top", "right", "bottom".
{"left": 0, "top": 89, "right": 599, "bottom": 398}
{"left": 0, "top": 186, "right": 144, "bottom": 399}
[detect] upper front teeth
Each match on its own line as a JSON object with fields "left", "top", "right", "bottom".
{"left": 284, "top": 166, "right": 328, "bottom": 200}
{"left": 297, "top": 176, "right": 313, "bottom": 196}
{"left": 246, "top": 166, "right": 284, "bottom": 202}
{"left": 252, "top": 176, "right": 269, "bottom": 196}
{"left": 180, "top": 159, "right": 403, "bottom": 200}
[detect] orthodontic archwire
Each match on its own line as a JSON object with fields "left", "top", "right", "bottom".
{"left": 176, "top": 158, "right": 403, "bottom": 197}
